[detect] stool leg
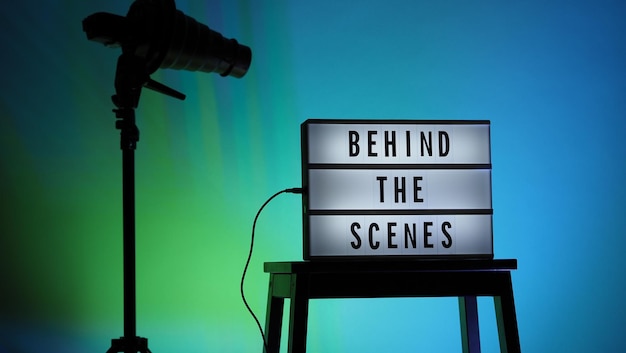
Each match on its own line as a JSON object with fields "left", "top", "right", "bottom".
{"left": 288, "top": 273, "right": 310, "bottom": 353}
{"left": 459, "top": 296, "right": 481, "bottom": 353}
{"left": 494, "top": 273, "right": 521, "bottom": 353}
{"left": 264, "top": 274, "right": 284, "bottom": 353}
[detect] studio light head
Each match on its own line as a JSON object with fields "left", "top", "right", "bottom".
{"left": 83, "top": 0, "right": 251, "bottom": 100}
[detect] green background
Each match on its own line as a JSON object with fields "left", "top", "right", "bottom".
{"left": 1, "top": 0, "right": 625, "bottom": 352}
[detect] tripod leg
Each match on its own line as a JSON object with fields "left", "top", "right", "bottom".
{"left": 137, "top": 336, "right": 151, "bottom": 353}
{"left": 105, "top": 336, "right": 151, "bottom": 353}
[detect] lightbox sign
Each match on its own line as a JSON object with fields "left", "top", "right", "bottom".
{"left": 301, "top": 119, "right": 493, "bottom": 259}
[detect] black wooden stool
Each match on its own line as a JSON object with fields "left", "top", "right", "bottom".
{"left": 263, "top": 259, "right": 520, "bottom": 353}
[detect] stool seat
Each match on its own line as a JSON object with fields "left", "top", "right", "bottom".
{"left": 263, "top": 259, "right": 520, "bottom": 353}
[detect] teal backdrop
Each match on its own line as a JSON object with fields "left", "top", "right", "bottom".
{"left": 1, "top": 0, "right": 625, "bottom": 352}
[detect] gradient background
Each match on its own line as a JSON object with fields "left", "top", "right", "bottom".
{"left": 1, "top": 0, "right": 625, "bottom": 352}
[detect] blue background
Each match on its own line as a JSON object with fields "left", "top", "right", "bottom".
{"left": 1, "top": 0, "right": 624, "bottom": 352}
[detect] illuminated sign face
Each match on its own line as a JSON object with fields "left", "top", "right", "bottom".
{"left": 301, "top": 119, "right": 493, "bottom": 259}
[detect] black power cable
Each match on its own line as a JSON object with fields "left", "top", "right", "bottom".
{"left": 240, "top": 187, "right": 303, "bottom": 352}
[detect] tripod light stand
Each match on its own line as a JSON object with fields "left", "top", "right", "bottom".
{"left": 82, "top": 1, "right": 251, "bottom": 352}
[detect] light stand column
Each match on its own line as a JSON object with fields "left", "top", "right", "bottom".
{"left": 106, "top": 53, "right": 150, "bottom": 353}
